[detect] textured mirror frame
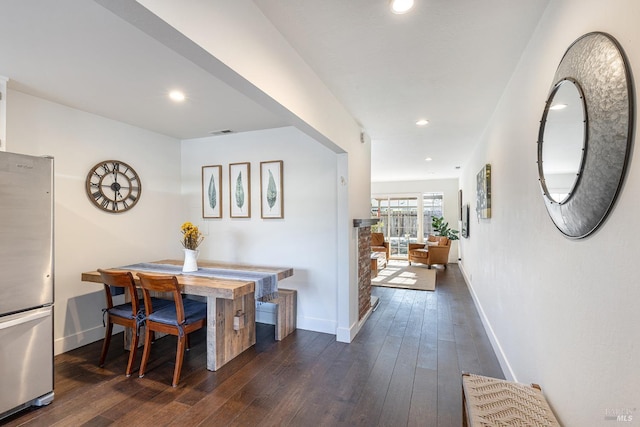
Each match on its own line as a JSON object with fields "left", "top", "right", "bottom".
{"left": 537, "top": 32, "right": 634, "bottom": 239}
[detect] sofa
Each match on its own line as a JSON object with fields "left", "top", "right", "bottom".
{"left": 371, "top": 232, "right": 390, "bottom": 259}
{"left": 408, "top": 235, "right": 451, "bottom": 268}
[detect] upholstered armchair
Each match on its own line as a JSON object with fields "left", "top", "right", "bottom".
{"left": 408, "top": 235, "right": 451, "bottom": 268}
{"left": 371, "top": 232, "right": 390, "bottom": 259}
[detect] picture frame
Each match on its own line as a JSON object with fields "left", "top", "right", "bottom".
{"left": 202, "top": 165, "right": 222, "bottom": 218}
{"left": 458, "top": 189, "right": 463, "bottom": 221}
{"left": 476, "top": 164, "right": 492, "bottom": 219}
{"left": 462, "top": 203, "right": 470, "bottom": 238}
{"left": 260, "top": 160, "right": 284, "bottom": 219}
{"left": 229, "top": 162, "right": 250, "bottom": 218}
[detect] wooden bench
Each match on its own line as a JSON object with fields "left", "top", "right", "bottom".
{"left": 462, "top": 373, "right": 560, "bottom": 426}
{"left": 370, "top": 252, "right": 386, "bottom": 277}
{"left": 273, "top": 288, "right": 297, "bottom": 341}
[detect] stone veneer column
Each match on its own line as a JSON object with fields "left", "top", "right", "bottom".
{"left": 357, "top": 226, "right": 372, "bottom": 320}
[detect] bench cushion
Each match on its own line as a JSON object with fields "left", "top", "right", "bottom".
{"left": 462, "top": 373, "right": 560, "bottom": 426}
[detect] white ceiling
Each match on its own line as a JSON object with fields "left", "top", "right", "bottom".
{"left": 0, "top": 0, "right": 549, "bottom": 182}
{"left": 254, "top": 0, "right": 550, "bottom": 181}
{"left": 0, "top": 0, "right": 287, "bottom": 140}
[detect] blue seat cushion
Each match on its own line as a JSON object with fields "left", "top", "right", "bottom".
{"left": 108, "top": 302, "right": 137, "bottom": 319}
{"left": 108, "top": 297, "right": 173, "bottom": 319}
{"left": 147, "top": 299, "right": 207, "bottom": 326}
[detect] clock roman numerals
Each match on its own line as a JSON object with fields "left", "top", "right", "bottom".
{"left": 86, "top": 160, "right": 141, "bottom": 214}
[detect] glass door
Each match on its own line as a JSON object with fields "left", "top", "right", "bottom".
{"left": 422, "top": 192, "right": 443, "bottom": 239}
{"left": 371, "top": 197, "right": 418, "bottom": 257}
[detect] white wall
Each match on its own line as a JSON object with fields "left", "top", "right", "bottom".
{"left": 372, "top": 178, "right": 460, "bottom": 262}
{"left": 459, "top": 1, "right": 640, "bottom": 424}
{"left": 181, "top": 126, "right": 339, "bottom": 334}
{"left": 7, "top": 90, "right": 182, "bottom": 355}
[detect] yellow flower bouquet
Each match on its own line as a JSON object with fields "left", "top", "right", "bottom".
{"left": 180, "top": 222, "right": 204, "bottom": 250}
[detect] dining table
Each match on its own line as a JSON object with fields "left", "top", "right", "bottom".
{"left": 81, "top": 259, "right": 294, "bottom": 371}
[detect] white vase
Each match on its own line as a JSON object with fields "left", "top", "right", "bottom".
{"left": 182, "top": 249, "right": 199, "bottom": 272}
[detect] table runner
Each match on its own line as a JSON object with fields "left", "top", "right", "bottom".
{"left": 118, "top": 263, "right": 278, "bottom": 302}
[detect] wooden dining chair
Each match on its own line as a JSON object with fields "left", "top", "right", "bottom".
{"left": 136, "top": 273, "right": 207, "bottom": 387}
{"left": 98, "top": 269, "right": 172, "bottom": 377}
{"left": 97, "top": 269, "right": 145, "bottom": 377}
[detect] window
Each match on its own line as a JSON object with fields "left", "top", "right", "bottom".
{"left": 423, "top": 192, "right": 443, "bottom": 239}
{"left": 372, "top": 192, "right": 444, "bottom": 257}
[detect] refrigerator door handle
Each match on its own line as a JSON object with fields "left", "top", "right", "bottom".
{"left": 0, "top": 307, "right": 52, "bottom": 330}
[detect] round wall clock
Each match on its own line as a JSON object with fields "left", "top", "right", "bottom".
{"left": 85, "top": 160, "right": 141, "bottom": 213}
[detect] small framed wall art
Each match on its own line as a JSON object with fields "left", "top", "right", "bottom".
{"left": 202, "top": 165, "right": 222, "bottom": 218}
{"left": 462, "top": 203, "right": 470, "bottom": 238}
{"left": 229, "top": 162, "right": 251, "bottom": 218}
{"left": 476, "top": 164, "right": 492, "bottom": 219}
{"left": 260, "top": 160, "right": 284, "bottom": 219}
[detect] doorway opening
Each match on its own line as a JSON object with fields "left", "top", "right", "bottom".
{"left": 371, "top": 193, "right": 443, "bottom": 258}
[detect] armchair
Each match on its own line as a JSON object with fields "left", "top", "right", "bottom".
{"left": 371, "top": 232, "right": 390, "bottom": 259}
{"left": 408, "top": 235, "right": 451, "bottom": 268}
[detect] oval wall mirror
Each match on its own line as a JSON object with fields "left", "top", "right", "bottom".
{"left": 537, "top": 32, "right": 634, "bottom": 239}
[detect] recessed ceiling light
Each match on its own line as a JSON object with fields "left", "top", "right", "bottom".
{"left": 416, "top": 119, "right": 429, "bottom": 126}
{"left": 390, "top": 0, "right": 414, "bottom": 14}
{"left": 169, "top": 90, "right": 186, "bottom": 102}
{"left": 425, "top": 157, "right": 432, "bottom": 161}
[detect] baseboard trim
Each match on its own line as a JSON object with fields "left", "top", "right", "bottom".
{"left": 54, "top": 324, "right": 112, "bottom": 356}
{"left": 336, "top": 325, "right": 353, "bottom": 343}
{"left": 458, "top": 262, "right": 516, "bottom": 381}
{"left": 56, "top": 317, "right": 339, "bottom": 355}
{"left": 298, "top": 316, "right": 337, "bottom": 337}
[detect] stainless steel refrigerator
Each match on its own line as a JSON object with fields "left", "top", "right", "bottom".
{"left": 0, "top": 151, "right": 54, "bottom": 419}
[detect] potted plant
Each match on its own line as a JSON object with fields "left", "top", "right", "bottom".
{"left": 371, "top": 220, "right": 385, "bottom": 233}
{"left": 431, "top": 216, "right": 459, "bottom": 240}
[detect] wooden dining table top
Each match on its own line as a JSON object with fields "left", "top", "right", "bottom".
{"left": 81, "top": 259, "right": 294, "bottom": 300}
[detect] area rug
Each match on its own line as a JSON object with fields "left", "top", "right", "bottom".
{"left": 372, "top": 260, "right": 436, "bottom": 291}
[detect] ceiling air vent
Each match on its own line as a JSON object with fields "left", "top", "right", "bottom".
{"left": 209, "top": 129, "right": 234, "bottom": 136}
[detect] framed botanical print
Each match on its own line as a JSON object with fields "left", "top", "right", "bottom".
{"left": 202, "top": 165, "right": 222, "bottom": 218}
{"left": 229, "top": 162, "right": 250, "bottom": 218}
{"left": 260, "top": 160, "right": 284, "bottom": 219}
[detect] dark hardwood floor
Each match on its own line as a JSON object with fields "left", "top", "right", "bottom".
{"left": 4, "top": 264, "right": 503, "bottom": 427}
